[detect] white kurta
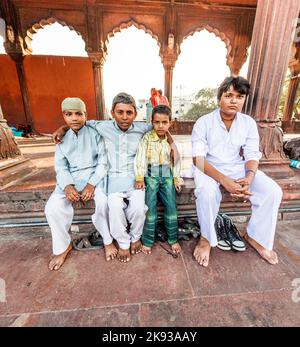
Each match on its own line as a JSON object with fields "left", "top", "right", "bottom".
{"left": 45, "top": 126, "right": 111, "bottom": 255}
{"left": 192, "top": 109, "right": 283, "bottom": 250}
{"left": 87, "top": 120, "right": 151, "bottom": 249}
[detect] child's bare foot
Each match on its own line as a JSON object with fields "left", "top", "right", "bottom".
{"left": 171, "top": 242, "right": 181, "bottom": 254}
{"left": 245, "top": 234, "right": 278, "bottom": 265}
{"left": 117, "top": 248, "right": 131, "bottom": 263}
{"left": 104, "top": 243, "right": 118, "bottom": 261}
{"left": 131, "top": 240, "right": 142, "bottom": 254}
{"left": 193, "top": 236, "right": 211, "bottom": 267}
{"left": 142, "top": 245, "right": 152, "bottom": 255}
{"left": 48, "top": 243, "right": 72, "bottom": 271}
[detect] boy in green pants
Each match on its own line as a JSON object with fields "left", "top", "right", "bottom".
{"left": 134, "top": 105, "right": 183, "bottom": 255}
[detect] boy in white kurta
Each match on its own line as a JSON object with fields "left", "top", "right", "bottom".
{"left": 45, "top": 98, "right": 115, "bottom": 271}
{"left": 192, "top": 77, "right": 283, "bottom": 267}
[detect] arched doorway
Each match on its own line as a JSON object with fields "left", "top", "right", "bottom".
{"left": 24, "top": 21, "right": 95, "bottom": 133}
{"left": 172, "top": 29, "right": 230, "bottom": 121}
{"left": 103, "top": 25, "right": 164, "bottom": 120}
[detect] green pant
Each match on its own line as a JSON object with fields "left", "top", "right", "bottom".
{"left": 142, "top": 166, "right": 178, "bottom": 247}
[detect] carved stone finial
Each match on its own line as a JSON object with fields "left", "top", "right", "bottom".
{"left": 168, "top": 33, "right": 174, "bottom": 51}
{"left": 0, "top": 106, "right": 21, "bottom": 160}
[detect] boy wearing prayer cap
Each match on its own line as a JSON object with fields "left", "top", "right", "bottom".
{"left": 45, "top": 97, "right": 117, "bottom": 271}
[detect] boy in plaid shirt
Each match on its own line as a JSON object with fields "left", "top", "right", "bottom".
{"left": 134, "top": 105, "right": 183, "bottom": 255}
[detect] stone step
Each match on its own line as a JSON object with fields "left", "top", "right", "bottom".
{"left": 1, "top": 175, "right": 300, "bottom": 214}
{"left": 15, "top": 136, "right": 54, "bottom": 146}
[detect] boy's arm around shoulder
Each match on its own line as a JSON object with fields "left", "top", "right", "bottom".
{"left": 134, "top": 132, "right": 149, "bottom": 182}
{"left": 86, "top": 120, "right": 111, "bottom": 136}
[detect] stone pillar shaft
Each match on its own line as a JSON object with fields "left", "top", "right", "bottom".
{"left": 15, "top": 59, "right": 34, "bottom": 130}
{"left": 246, "top": 0, "right": 300, "bottom": 121}
{"left": 164, "top": 66, "right": 173, "bottom": 108}
{"left": 245, "top": 0, "right": 300, "bottom": 178}
{"left": 88, "top": 52, "right": 106, "bottom": 120}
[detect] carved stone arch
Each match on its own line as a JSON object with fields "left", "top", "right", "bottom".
{"left": 24, "top": 17, "right": 86, "bottom": 55}
{"left": 105, "top": 20, "right": 162, "bottom": 56}
{"left": 180, "top": 24, "right": 232, "bottom": 68}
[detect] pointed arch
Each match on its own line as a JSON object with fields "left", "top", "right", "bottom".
{"left": 106, "top": 20, "right": 161, "bottom": 54}
{"left": 24, "top": 17, "right": 86, "bottom": 54}
{"left": 181, "top": 25, "right": 232, "bottom": 67}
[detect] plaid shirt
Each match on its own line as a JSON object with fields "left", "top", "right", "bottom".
{"left": 134, "top": 130, "right": 183, "bottom": 185}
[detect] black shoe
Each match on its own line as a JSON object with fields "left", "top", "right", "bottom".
{"left": 214, "top": 215, "right": 231, "bottom": 251}
{"left": 222, "top": 214, "right": 246, "bottom": 252}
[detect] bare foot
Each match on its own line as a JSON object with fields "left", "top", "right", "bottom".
{"left": 142, "top": 245, "right": 152, "bottom": 255}
{"left": 193, "top": 237, "right": 211, "bottom": 267}
{"left": 171, "top": 242, "right": 182, "bottom": 254}
{"left": 131, "top": 240, "right": 142, "bottom": 255}
{"left": 48, "top": 243, "right": 72, "bottom": 271}
{"left": 245, "top": 234, "right": 278, "bottom": 265}
{"left": 104, "top": 243, "right": 118, "bottom": 261}
{"left": 117, "top": 248, "right": 131, "bottom": 263}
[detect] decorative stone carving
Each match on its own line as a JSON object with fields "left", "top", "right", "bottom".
{"left": 257, "top": 122, "right": 286, "bottom": 160}
{"left": 0, "top": 105, "right": 21, "bottom": 160}
{"left": 168, "top": 33, "right": 174, "bottom": 50}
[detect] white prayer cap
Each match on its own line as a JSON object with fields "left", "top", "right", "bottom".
{"left": 61, "top": 97, "right": 86, "bottom": 112}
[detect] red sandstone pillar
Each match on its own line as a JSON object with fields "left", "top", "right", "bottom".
{"left": 5, "top": 48, "right": 34, "bottom": 131}
{"left": 245, "top": 0, "right": 300, "bottom": 178}
{"left": 88, "top": 52, "right": 106, "bottom": 120}
{"left": 162, "top": 33, "right": 178, "bottom": 109}
{"left": 164, "top": 65, "right": 174, "bottom": 108}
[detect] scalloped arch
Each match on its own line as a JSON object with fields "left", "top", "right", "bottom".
{"left": 24, "top": 17, "right": 86, "bottom": 54}
{"left": 106, "top": 20, "right": 161, "bottom": 52}
{"left": 181, "top": 25, "right": 232, "bottom": 65}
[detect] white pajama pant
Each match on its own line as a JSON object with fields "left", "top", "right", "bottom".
{"left": 107, "top": 189, "right": 148, "bottom": 250}
{"left": 45, "top": 187, "right": 111, "bottom": 255}
{"left": 194, "top": 166, "right": 283, "bottom": 250}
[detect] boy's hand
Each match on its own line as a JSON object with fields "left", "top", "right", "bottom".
{"left": 81, "top": 183, "right": 95, "bottom": 202}
{"left": 64, "top": 185, "right": 81, "bottom": 202}
{"left": 53, "top": 125, "right": 69, "bottom": 144}
{"left": 174, "top": 184, "right": 182, "bottom": 193}
{"left": 135, "top": 180, "right": 145, "bottom": 190}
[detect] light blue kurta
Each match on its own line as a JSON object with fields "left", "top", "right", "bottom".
{"left": 54, "top": 125, "right": 107, "bottom": 194}
{"left": 87, "top": 120, "right": 152, "bottom": 194}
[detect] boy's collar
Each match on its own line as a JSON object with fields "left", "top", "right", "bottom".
{"left": 69, "top": 124, "right": 86, "bottom": 135}
{"left": 150, "top": 129, "right": 167, "bottom": 141}
{"left": 216, "top": 108, "right": 239, "bottom": 124}
{"left": 112, "top": 120, "right": 134, "bottom": 133}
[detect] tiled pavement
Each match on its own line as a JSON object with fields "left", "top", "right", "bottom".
{"left": 0, "top": 220, "right": 299, "bottom": 327}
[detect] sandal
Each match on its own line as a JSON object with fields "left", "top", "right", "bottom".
{"left": 72, "top": 231, "right": 104, "bottom": 251}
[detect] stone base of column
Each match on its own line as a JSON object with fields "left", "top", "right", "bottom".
{"left": 258, "top": 159, "right": 294, "bottom": 180}
{"left": 257, "top": 121, "right": 295, "bottom": 179}
{"left": 281, "top": 120, "right": 300, "bottom": 133}
{"left": 0, "top": 156, "right": 37, "bottom": 190}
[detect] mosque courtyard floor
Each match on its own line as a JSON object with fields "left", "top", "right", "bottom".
{"left": 0, "top": 135, "right": 299, "bottom": 327}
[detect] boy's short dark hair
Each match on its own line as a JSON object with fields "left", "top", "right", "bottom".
{"left": 152, "top": 104, "right": 172, "bottom": 121}
{"left": 217, "top": 76, "right": 250, "bottom": 101}
{"left": 111, "top": 92, "right": 137, "bottom": 112}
